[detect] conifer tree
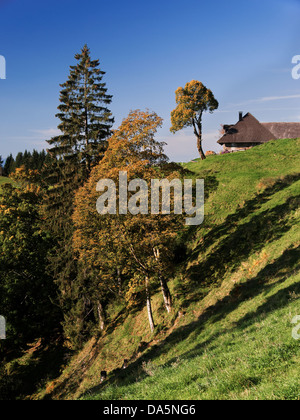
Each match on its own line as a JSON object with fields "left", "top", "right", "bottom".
{"left": 48, "top": 44, "right": 114, "bottom": 179}
{"left": 15, "top": 151, "right": 24, "bottom": 168}
{"left": 3, "top": 154, "right": 15, "bottom": 176}
{"left": 42, "top": 45, "right": 114, "bottom": 348}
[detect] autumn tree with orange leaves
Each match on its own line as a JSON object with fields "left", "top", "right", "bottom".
{"left": 170, "top": 80, "right": 219, "bottom": 160}
{"left": 73, "top": 110, "right": 184, "bottom": 334}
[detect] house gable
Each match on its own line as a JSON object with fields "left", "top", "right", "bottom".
{"left": 217, "top": 113, "right": 275, "bottom": 146}
{"left": 217, "top": 112, "right": 300, "bottom": 152}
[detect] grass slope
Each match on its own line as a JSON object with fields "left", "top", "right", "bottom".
{"left": 7, "top": 139, "right": 300, "bottom": 400}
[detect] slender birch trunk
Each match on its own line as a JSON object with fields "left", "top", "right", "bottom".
{"left": 97, "top": 300, "right": 106, "bottom": 332}
{"left": 153, "top": 247, "right": 172, "bottom": 313}
{"left": 117, "top": 268, "right": 122, "bottom": 296}
{"left": 159, "top": 276, "right": 172, "bottom": 313}
{"left": 145, "top": 276, "right": 155, "bottom": 332}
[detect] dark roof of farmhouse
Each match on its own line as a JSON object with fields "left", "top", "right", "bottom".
{"left": 261, "top": 122, "right": 300, "bottom": 139}
{"left": 217, "top": 112, "right": 300, "bottom": 145}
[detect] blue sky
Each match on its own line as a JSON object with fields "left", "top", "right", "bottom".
{"left": 0, "top": 0, "right": 300, "bottom": 162}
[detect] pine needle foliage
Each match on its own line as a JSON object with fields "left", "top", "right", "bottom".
{"left": 41, "top": 45, "right": 114, "bottom": 349}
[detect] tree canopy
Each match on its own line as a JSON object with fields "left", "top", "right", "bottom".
{"left": 40, "top": 45, "right": 114, "bottom": 348}
{"left": 0, "top": 176, "right": 60, "bottom": 350}
{"left": 170, "top": 80, "right": 218, "bottom": 160}
{"left": 72, "top": 110, "right": 184, "bottom": 334}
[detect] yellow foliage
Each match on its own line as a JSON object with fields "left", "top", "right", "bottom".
{"left": 170, "top": 80, "right": 219, "bottom": 134}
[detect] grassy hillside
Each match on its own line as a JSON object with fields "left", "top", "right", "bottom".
{"left": 5, "top": 139, "right": 300, "bottom": 400}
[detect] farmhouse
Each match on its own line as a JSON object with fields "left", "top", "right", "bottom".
{"left": 217, "top": 112, "right": 300, "bottom": 152}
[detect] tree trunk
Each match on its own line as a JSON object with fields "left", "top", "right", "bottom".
{"left": 100, "top": 371, "right": 107, "bottom": 383}
{"left": 97, "top": 300, "right": 106, "bottom": 332}
{"left": 192, "top": 117, "right": 206, "bottom": 160}
{"left": 159, "top": 276, "right": 172, "bottom": 313}
{"left": 145, "top": 276, "right": 155, "bottom": 332}
{"left": 85, "top": 106, "right": 91, "bottom": 173}
{"left": 117, "top": 268, "right": 122, "bottom": 296}
{"left": 153, "top": 247, "right": 172, "bottom": 313}
{"left": 197, "top": 135, "right": 206, "bottom": 160}
{"left": 84, "top": 69, "right": 91, "bottom": 174}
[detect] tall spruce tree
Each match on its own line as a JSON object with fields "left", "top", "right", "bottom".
{"left": 42, "top": 45, "right": 114, "bottom": 348}
{"left": 48, "top": 44, "right": 113, "bottom": 177}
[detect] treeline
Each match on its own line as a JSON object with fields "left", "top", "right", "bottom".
{"left": 0, "top": 45, "right": 185, "bottom": 360}
{"left": 0, "top": 149, "right": 50, "bottom": 177}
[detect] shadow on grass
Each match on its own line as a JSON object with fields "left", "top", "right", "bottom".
{"left": 176, "top": 173, "right": 300, "bottom": 309}
{"left": 80, "top": 242, "right": 299, "bottom": 399}
{"left": 197, "top": 173, "right": 300, "bottom": 249}
{"left": 80, "top": 172, "right": 300, "bottom": 399}
{"left": 174, "top": 244, "right": 300, "bottom": 363}
{"left": 0, "top": 338, "right": 67, "bottom": 400}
